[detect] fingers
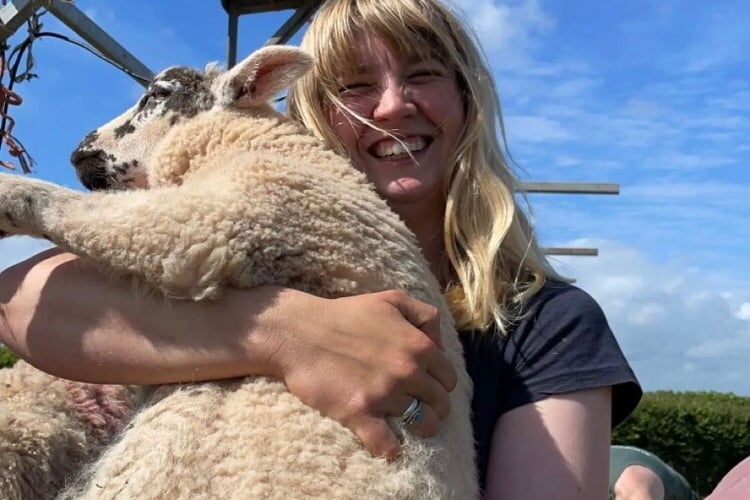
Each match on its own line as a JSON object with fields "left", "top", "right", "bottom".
{"left": 353, "top": 398, "right": 442, "bottom": 460}
{"left": 381, "top": 354, "right": 451, "bottom": 419}
{"left": 352, "top": 416, "right": 402, "bottom": 460}
{"left": 392, "top": 395, "right": 440, "bottom": 438}
{"left": 421, "top": 339, "right": 458, "bottom": 394}
{"left": 384, "top": 290, "right": 458, "bottom": 394}
{"left": 386, "top": 290, "right": 442, "bottom": 348}
{"left": 413, "top": 370, "right": 452, "bottom": 420}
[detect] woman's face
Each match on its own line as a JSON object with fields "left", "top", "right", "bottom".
{"left": 329, "top": 35, "right": 465, "bottom": 213}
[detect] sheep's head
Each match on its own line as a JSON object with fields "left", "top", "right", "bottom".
{"left": 70, "top": 45, "right": 313, "bottom": 190}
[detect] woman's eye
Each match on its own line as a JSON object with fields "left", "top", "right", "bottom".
{"left": 409, "top": 69, "right": 443, "bottom": 81}
{"left": 339, "top": 83, "right": 374, "bottom": 98}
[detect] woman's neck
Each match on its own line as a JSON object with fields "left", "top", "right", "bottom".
{"left": 391, "top": 200, "right": 447, "bottom": 286}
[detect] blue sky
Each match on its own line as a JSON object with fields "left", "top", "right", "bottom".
{"left": 0, "top": 0, "right": 748, "bottom": 395}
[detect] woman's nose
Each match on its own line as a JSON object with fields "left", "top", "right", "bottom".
{"left": 372, "top": 82, "right": 416, "bottom": 122}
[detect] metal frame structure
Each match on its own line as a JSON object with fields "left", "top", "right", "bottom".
{"left": 0, "top": 0, "right": 619, "bottom": 257}
{"left": 221, "top": 0, "right": 322, "bottom": 67}
{"left": 519, "top": 182, "right": 619, "bottom": 196}
{"left": 0, "top": 0, "right": 153, "bottom": 85}
{"left": 520, "top": 182, "right": 619, "bottom": 256}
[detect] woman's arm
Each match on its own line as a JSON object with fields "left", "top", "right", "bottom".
{"left": 0, "top": 249, "right": 457, "bottom": 458}
{"left": 483, "top": 387, "right": 612, "bottom": 500}
{"left": 1, "top": 249, "right": 287, "bottom": 384}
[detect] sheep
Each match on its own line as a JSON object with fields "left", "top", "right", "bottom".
{"left": 0, "top": 45, "right": 476, "bottom": 499}
{"left": 0, "top": 361, "right": 137, "bottom": 499}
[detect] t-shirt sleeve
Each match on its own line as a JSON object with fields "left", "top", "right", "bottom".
{"left": 500, "top": 284, "right": 642, "bottom": 426}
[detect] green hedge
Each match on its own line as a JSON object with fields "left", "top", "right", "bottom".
{"left": 0, "top": 343, "right": 19, "bottom": 368}
{"left": 613, "top": 390, "right": 750, "bottom": 496}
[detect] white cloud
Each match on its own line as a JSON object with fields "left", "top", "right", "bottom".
{"left": 505, "top": 115, "right": 574, "bottom": 144}
{"left": 683, "top": 10, "right": 749, "bottom": 73}
{"left": 552, "top": 239, "right": 750, "bottom": 396}
{"left": 651, "top": 152, "right": 737, "bottom": 170}
{"left": 452, "top": 0, "right": 554, "bottom": 64}
{"left": 623, "top": 98, "right": 668, "bottom": 119}
{"left": 553, "top": 156, "right": 583, "bottom": 168}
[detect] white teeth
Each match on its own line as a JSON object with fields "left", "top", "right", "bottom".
{"left": 373, "top": 137, "right": 427, "bottom": 158}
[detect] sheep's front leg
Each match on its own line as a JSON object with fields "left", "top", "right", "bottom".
{"left": 0, "top": 171, "right": 254, "bottom": 300}
{"left": 0, "top": 173, "right": 81, "bottom": 239}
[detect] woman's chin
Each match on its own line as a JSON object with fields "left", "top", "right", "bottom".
{"left": 377, "top": 180, "right": 429, "bottom": 204}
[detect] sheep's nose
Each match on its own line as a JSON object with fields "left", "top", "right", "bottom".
{"left": 78, "top": 167, "right": 111, "bottom": 191}
{"left": 70, "top": 149, "right": 110, "bottom": 190}
{"left": 70, "top": 148, "right": 105, "bottom": 166}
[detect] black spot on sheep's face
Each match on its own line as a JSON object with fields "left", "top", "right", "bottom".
{"left": 70, "top": 66, "right": 216, "bottom": 191}
{"left": 146, "top": 68, "right": 215, "bottom": 120}
{"left": 113, "top": 120, "right": 135, "bottom": 138}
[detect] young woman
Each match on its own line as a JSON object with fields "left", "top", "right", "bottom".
{"left": 0, "top": 0, "right": 641, "bottom": 497}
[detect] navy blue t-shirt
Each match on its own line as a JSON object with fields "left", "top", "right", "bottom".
{"left": 459, "top": 280, "right": 642, "bottom": 492}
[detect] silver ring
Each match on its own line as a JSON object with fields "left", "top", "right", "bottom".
{"left": 399, "top": 397, "right": 423, "bottom": 425}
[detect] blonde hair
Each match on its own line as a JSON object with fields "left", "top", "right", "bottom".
{"left": 287, "top": 0, "right": 568, "bottom": 334}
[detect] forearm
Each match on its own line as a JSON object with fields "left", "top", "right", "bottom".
{"left": 0, "top": 249, "right": 304, "bottom": 384}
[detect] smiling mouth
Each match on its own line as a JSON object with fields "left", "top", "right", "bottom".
{"left": 369, "top": 136, "right": 432, "bottom": 160}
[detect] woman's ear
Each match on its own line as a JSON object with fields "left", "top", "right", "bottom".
{"left": 213, "top": 45, "right": 313, "bottom": 108}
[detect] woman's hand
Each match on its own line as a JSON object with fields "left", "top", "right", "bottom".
{"left": 264, "top": 289, "right": 458, "bottom": 460}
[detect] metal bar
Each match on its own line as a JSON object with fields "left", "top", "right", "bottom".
{"left": 264, "top": 0, "right": 321, "bottom": 46}
{"left": 47, "top": 0, "right": 153, "bottom": 86}
{"left": 221, "top": 0, "right": 311, "bottom": 15}
{"left": 542, "top": 247, "right": 599, "bottom": 257}
{"left": 227, "top": 12, "right": 239, "bottom": 67}
{"left": 0, "top": 0, "right": 35, "bottom": 40}
{"left": 226, "top": 1, "right": 320, "bottom": 65}
{"left": 519, "top": 181, "right": 620, "bottom": 195}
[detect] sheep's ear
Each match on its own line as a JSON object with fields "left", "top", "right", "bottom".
{"left": 213, "top": 45, "right": 313, "bottom": 108}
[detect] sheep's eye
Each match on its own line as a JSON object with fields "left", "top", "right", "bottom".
{"left": 149, "top": 86, "right": 171, "bottom": 99}
{"left": 137, "top": 86, "right": 171, "bottom": 110}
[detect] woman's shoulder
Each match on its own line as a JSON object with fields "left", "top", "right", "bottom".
{"left": 461, "top": 280, "right": 607, "bottom": 343}
{"left": 529, "top": 279, "right": 601, "bottom": 309}
{"left": 520, "top": 280, "right": 608, "bottom": 331}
